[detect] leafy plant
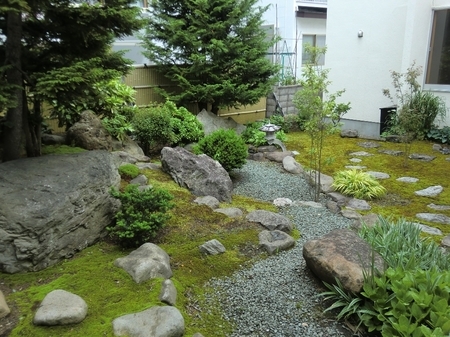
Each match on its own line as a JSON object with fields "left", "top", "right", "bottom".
{"left": 293, "top": 44, "right": 350, "bottom": 201}
{"left": 102, "top": 110, "right": 135, "bottom": 142}
{"left": 164, "top": 101, "right": 204, "bottom": 146}
{"left": 118, "top": 164, "right": 140, "bottom": 180}
{"left": 108, "top": 184, "right": 174, "bottom": 248}
{"left": 427, "top": 126, "right": 450, "bottom": 144}
{"left": 332, "top": 169, "right": 386, "bottom": 200}
{"left": 194, "top": 128, "right": 248, "bottom": 172}
{"left": 241, "top": 118, "right": 288, "bottom": 147}
{"left": 132, "top": 105, "right": 175, "bottom": 155}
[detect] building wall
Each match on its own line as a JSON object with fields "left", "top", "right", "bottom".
{"left": 326, "top": 0, "right": 450, "bottom": 138}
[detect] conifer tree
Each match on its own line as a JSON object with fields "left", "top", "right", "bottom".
{"left": 0, "top": 0, "right": 143, "bottom": 161}
{"left": 141, "top": 0, "right": 279, "bottom": 113}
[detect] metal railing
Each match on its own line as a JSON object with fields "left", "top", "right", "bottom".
{"left": 297, "top": 0, "right": 327, "bottom": 4}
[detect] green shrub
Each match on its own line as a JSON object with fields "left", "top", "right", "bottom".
{"left": 132, "top": 105, "right": 175, "bottom": 154}
{"left": 332, "top": 169, "right": 386, "bottom": 199}
{"left": 164, "top": 101, "right": 204, "bottom": 146}
{"left": 241, "top": 118, "right": 289, "bottom": 147}
{"left": 102, "top": 110, "right": 135, "bottom": 142}
{"left": 194, "top": 128, "right": 248, "bottom": 172}
{"left": 118, "top": 164, "right": 140, "bottom": 180}
{"left": 108, "top": 184, "right": 174, "bottom": 248}
{"left": 427, "top": 126, "right": 450, "bottom": 144}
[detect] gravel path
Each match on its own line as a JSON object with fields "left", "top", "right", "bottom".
{"left": 205, "top": 160, "right": 356, "bottom": 337}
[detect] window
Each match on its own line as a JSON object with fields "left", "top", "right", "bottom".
{"left": 302, "top": 34, "right": 326, "bottom": 65}
{"left": 426, "top": 9, "right": 450, "bottom": 85}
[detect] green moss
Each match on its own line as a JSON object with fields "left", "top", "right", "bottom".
{"left": 41, "top": 144, "right": 86, "bottom": 155}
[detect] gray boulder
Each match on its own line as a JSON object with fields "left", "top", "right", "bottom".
{"left": 0, "top": 150, "right": 120, "bottom": 273}
{"left": 282, "top": 156, "right": 304, "bottom": 174}
{"left": 196, "top": 109, "right": 245, "bottom": 135}
{"left": 214, "top": 207, "right": 243, "bottom": 218}
{"left": 113, "top": 150, "right": 150, "bottom": 164}
{"left": 159, "top": 279, "right": 177, "bottom": 306}
{"left": 199, "top": 239, "right": 226, "bottom": 255}
{"left": 112, "top": 306, "right": 184, "bottom": 337}
{"left": 304, "top": 171, "right": 334, "bottom": 193}
{"left": 346, "top": 198, "right": 371, "bottom": 210}
{"left": 33, "top": 290, "right": 88, "bottom": 326}
{"left": 193, "top": 196, "right": 220, "bottom": 209}
{"left": 303, "top": 229, "right": 385, "bottom": 293}
{"left": 246, "top": 210, "right": 293, "bottom": 233}
{"left": 340, "top": 129, "right": 358, "bottom": 138}
{"left": 161, "top": 147, "right": 233, "bottom": 202}
{"left": 259, "top": 230, "right": 295, "bottom": 255}
{"left": 264, "top": 151, "right": 294, "bottom": 163}
{"left": 66, "top": 110, "right": 113, "bottom": 150}
{"left": 114, "top": 243, "right": 173, "bottom": 284}
{"left": 41, "top": 133, "right": 66, "bottom": 145}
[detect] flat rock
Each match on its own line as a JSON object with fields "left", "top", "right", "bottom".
{"left": 199, "top": 239, "right": 226, "bottom": 255}
{"left": 396, "top": 176, "right": 419, "bottom": 183}
{"left": 340, "top": 129, "right": 358, "bottom": 138}
{"left": 357, "top": 141, "right": 380, "bottom": 148}
{"left": 340, "top": 209, "right": 362, "bottom": 220}
{"left": 264, "top": 151, "right": 294, "bottom": 163}
{"left": 304, "top": 171, "right": 334, "bottom": 193}
{"left": 193, "top": 196, "right": 220, "bottom": 209}
{"left": 367, "top": 171, "right": 390, "bottom": 179}
{"left": 258, "top": 230, "right": 295, "bottom": 255}
{"left": 282, "top": 156, "right": 304, "bottom": 174}
{"left": 348, "top": 151, "right": 373, "bottom": 157}
{"left": 409, "top": 153, "right": 436, "bottom": 161}
{"left": 326, "top": 200, "right": 341, "bottom": 214}
{"left": 327, "top": 192, "right": 349, "bottom": 206}
{"left": 33, "top": 290, "right": 88, "bottom": 326}
{"left": 346, "top": 198, "right": 371, "bottom": 210}
{"left": 441, "top": 235, "right": 450, "bottom": 248}
{"left": 351, "top": 213, "right": 380, "bottom": 230}
{"left": 349, "top": 158, "right": 362, "bottom": 163}
{"left": 113, "top": 151, "right": 150, "bottom": 165}
{"left": 114, "top": 243, "right": 172, "bottom": 284}
{"left": 416, "top": 213, "right": 450, "bottom": 225}
{"left": 0, "top": 290, "right": 10, "bottom": 319}
{"left": 427, "top": 203, "right": 450, "bottom": 211}
{"left": 112, "top": 306, "right": 184, "bottom": 337}
{"left": 213, "top": 207, "right": 243, "bottom": 218}
{"left": 136, "top": 162, "right": 161, "bottom": 170}
{"left": 378, "top": 149, "right": 404, "bottom": 156}
{"left": 293, "top": 201, "right": 324, "bottom": 208}
{"left": 415, "top": 185, "right": 443, "bottom": 197}
{"left": 345, "top": 165, "right": 367, "bottom": 170}
{"left": 246, "top": 210, "right": 293, "bottom": 233}
{"left": 159, "top": 279, "right": 177, "bottom": 306}
{"left": 303, "top": 228, "right": 385, "bottom": 293}
{"left": 273, "top": 198, "right": 293, "bottom": 207}
{"left": 129, "top": 174, "right": 148, "bottom": 186}
{"left": 414, "top": 223, "right": 443, "bottom": 236}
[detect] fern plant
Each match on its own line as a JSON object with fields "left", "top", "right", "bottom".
{"left": 332, "top": 169, "right": 386, "bottom": 199}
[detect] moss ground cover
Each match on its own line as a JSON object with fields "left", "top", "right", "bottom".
{"left": 285, "top": 132, "right": 450, "bottom": 239}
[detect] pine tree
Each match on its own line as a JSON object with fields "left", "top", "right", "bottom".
{"left": 0, "top": 0, "right": 143, "bottom": 161}
{"left": 141, "top": 0, "right": 279, "bottom": 113}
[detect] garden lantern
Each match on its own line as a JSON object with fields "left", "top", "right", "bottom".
{"left": 259, "top": 123, "right": 287, "bottom": 152}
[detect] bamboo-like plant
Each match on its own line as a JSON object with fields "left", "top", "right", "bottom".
{"left": 332, "top": 169, "right": 386, "bottom": 200}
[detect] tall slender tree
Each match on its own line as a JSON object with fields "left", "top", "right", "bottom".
{"left": 141, "top": 0, "right": 279, "bottom": 114}
{"left": 0, "top": 0, "right": 143, "bottom": 161}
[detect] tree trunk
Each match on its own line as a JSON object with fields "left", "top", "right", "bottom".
{"left": 1, "top": 11, "right": 23, "bottom": 162}
{"left": 22, "top": 97, "right": 41, "bottom": 157}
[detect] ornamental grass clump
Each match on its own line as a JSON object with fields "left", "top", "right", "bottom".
{"left": 332, "top": 169, "right": 386, "bottom": 200}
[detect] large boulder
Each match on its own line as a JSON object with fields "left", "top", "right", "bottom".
{"left": 0, "top": 150, "right": 120, "bottom": 273}
{"left": 303, "top": 228, "right": 385, "bottom": 293}
{"left": 66, "top": 110, "right": 113, "bottom": 150}
{"left": 196, "top": 109, "right": 245, "bottom": 135}
{"left": 160, "top": 147, "right": 233, "bottom": 202}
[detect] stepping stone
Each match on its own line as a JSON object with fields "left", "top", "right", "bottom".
{"left": 396, "top": 176, "right": 419, "bottom": 183}
{"left": 416, "top": 213, "right": 450, "bottom": 225}
{"left": 428, "top": 203, "right": 450, "bottom": 211}
{"left": 367, "top": 171, "right": 390, "bottom": 179}
{"left": 349, "top": 151, "right": 373, "bottom": 157}
{"left": 349, "top": 158, "right": 362, "bottom": 163}
{"left": 409, "top": 153, "right": 436, "bottom": 162}
{"left": 258, "top": 230, "right": 295, "bottom": 255}
{"left": 273, "top": 197, "right": 293, "bottom": 207}
{"left": 214, "top": 207, "right": 243, "bottom": 218}
{"left": 415, "top": 223, "right": 443, "bottom": 236}
{"left": 346, "top": 198, "right": 371, "bottom": 211}
{"left": 357, "top": 141, "right": 380, "bottom": 148}
{"left": 378, "top": 149, "right": 404, "bottom": 156}
{"left": 446, "top": 157, "right": 450, "bottom": 162}
{"left": 294, "top": 201, "right": 324, "bottom": 208}
{"left": 415, "top": 185, "right": 443, "bottom": 197}
{"left": 345, "top": 165, "right": 367, "bottom": 170}
{"left": 199, "top": 239, "right": 226, "bottom": 255}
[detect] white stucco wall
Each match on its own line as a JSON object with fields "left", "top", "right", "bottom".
{"left": 325, "top": 0, "right": 450, "bottom": 137}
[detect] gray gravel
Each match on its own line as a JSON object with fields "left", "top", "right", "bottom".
{"left": 205, "top": 160, "right": 355, "bottom": 337}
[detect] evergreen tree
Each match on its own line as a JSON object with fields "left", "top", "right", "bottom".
{"left": 141, "top": 0, "right": 279, "bottom": 113}
{"left": 0, "top": 0, "right": 143, "bottom": 161}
